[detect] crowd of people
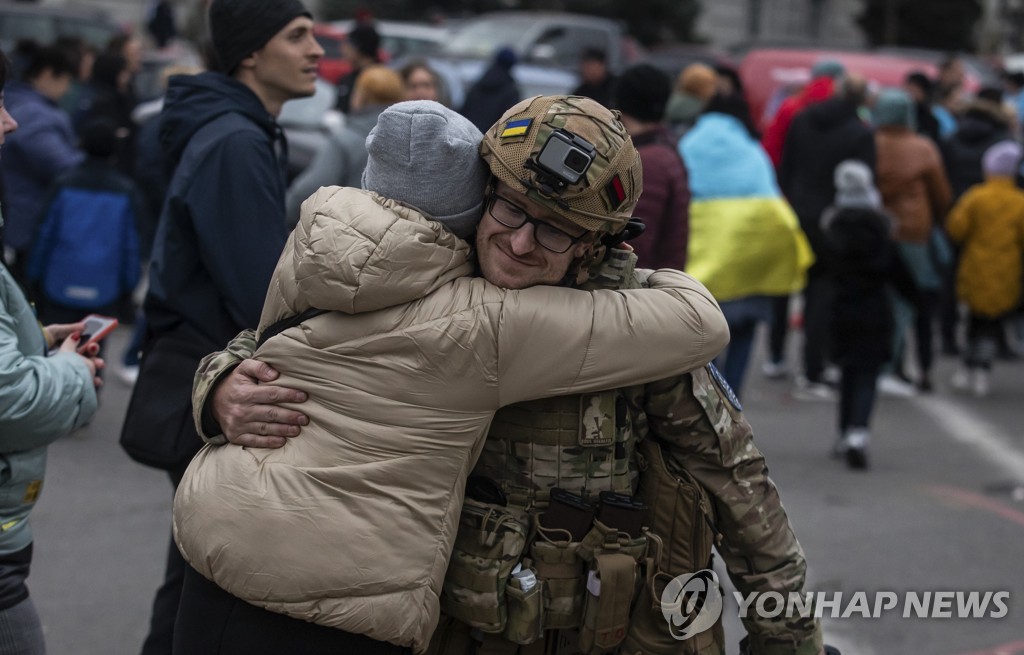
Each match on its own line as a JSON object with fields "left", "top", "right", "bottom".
{"left": 1, "top": 0, "right": 1024, "bottom": 654}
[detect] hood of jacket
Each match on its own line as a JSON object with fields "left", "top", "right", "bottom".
{"left": 956, "top": 101, "right": 1010, "bottom": 145}
{"left": 159, "top": 72, "right": 278, "bottom": 163}
{"left": 259, "top": 186, "right": 475, "bottom": 332}
{"left": 474, "top": 63, "right": 516, "bottom": 92}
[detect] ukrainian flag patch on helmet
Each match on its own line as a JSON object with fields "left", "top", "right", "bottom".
{"left": 500, "top": 118, "right": 532, "bottom": 138}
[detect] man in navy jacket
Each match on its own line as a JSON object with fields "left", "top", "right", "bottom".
{"left": 127, "top": 1, "right": 323, "bottom": 652}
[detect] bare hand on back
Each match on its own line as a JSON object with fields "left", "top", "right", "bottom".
{"left": 211, "top": 359, "right": 309, "bottom": 448}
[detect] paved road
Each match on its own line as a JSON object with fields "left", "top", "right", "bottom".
{"left": 28, "top": 325, "right": 1024, "bottom": 654}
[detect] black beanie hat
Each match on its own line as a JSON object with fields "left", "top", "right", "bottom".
{"left": 613, "top": 63, "right": 671, "bottom": 123}
{"left": 209, "top": 0, "right": 311, "bottom": 74}
{"left": 348, "top": 23, "right": 381, "bottom": 60}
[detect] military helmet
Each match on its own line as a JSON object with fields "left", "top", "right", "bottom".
{"left": 480, "top": 95, "right": 643, "bottom": 234}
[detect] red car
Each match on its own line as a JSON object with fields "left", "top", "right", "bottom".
{"left": 313, "top": 23, "right": 352, "bottom": 85}
{"left": 739, "top": 48, "right": 982, "bottom": 131}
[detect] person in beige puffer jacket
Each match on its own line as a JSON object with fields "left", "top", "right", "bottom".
{"left": 172, "top": 98, "right": 729, "bottom": 654}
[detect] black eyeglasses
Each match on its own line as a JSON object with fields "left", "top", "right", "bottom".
{"left": 486, "top": 194, "right": 585, "bottom": 254}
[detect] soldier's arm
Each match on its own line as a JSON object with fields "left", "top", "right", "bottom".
{"left": 191, "top": 330, "right": 308, "bottom": 448}
{"left": 640, "top": 371, "right": 825, "bottom": 655}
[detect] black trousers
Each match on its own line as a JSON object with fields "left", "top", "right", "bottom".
{"left": 173, "top": 566, "right": 410, "bottom": 655}
{"left": 140, "top": 461, "right": 190, "bottom": 655}
{"left": 839, "top": 365, "right": 881, "bottom": 433}
{"left": 802, "top": 268, "right": 833, "bottom": 383}
{"left": 767, "top": 295, "right": 790, "bottom": 364}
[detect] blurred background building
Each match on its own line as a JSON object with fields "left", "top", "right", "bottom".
{"left": 695, "top": 0, "right": 865, "bottom": 48}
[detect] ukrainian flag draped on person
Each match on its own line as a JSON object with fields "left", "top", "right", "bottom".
{"left": 679, "top": 112, "right": 814, "bottom": 301}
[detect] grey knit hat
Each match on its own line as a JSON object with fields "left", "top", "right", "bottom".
{"left": 834, "top": 159, "right": 881, "bottom": 209}
{"left": 362, "top": 100, "right": 489, "bottom": 239}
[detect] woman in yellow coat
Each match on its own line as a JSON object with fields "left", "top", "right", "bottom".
{"left": 946, "top": 140, "right": 1024, "bottom": 396}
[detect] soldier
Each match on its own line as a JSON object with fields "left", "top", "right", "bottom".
{"left": 193, "top": 97, "right": 827, "bottom": 655}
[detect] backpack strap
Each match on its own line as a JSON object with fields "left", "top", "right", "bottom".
{"left": 256, "top": 307, "right": 329, "bottom": 350}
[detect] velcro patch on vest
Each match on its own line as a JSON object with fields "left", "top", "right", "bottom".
{"left": 579, "top": 393, "right": 616, "bottom": 447}
{"left": 707, "top": 363, "right": 742, "bottom": 411}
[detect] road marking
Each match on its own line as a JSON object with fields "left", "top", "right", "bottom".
{"left": 926, "top": 484, "right": 1024, "bottom": 529}
{"left": 914, "top": 395, "right": 1024, "bottom": 481}
{"left": 953, "top": 639, "right": 1024, "bottom": 655}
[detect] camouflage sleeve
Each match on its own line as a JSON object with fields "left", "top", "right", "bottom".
{"left": 191, "top": 329, "right": 258, "bottom": 445}
{"left": 580, "top": 247, "right": 648, "bottom": 291}
{"left": 639, "top": 370, "right": 824, "bottom": 655}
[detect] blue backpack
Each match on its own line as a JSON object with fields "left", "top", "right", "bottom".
{"left": 28, "top": 185, "right": 140, "bottom": 309}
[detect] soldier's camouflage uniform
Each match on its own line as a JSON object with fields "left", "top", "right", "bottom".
{"left": 192, "top": 249, "right": 824, "bottom": 655}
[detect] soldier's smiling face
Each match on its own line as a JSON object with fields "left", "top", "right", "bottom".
{"left": 475, "top": 182, "right": 595, "bottom": 290}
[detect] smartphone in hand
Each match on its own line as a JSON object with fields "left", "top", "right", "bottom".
{"left": 78, "top": 314, "right": 119, "bottom": 351}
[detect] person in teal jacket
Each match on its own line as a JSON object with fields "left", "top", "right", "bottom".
{"left": 0, "top": 48, "right": 103, "bottom": 655}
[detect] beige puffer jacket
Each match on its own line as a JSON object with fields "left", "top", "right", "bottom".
{"left": 173, "top": 186, "right": 729, "bottom": 653}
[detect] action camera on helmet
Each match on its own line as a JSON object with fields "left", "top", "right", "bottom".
{"left": 531, "top": 129, "right": 596, "bottom": 189}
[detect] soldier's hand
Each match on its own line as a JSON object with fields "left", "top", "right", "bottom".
{"left": 212, "top": 359, "right": 309, "bottom": 448}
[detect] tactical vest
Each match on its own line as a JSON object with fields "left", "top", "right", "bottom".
{"left": 431, "top": 377, "right": 726, "bottom": 655}
{"left": 472, "top": 389, "right": 639, "bottom": 508}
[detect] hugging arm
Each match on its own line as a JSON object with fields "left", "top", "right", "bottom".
{"left": 192, "top": 330, "right": 308, "bottom": 448}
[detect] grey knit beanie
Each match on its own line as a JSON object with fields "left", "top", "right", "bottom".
{"left": 834, "top": 159, "right": 881, "bottom": 209}
{"left": 209, "top": 0, "right": 311, "bottom": 75}
{"left": 362, "top": 100, "right": 489, "bottom": 239}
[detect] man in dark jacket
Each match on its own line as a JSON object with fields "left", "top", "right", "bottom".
{"left": 571, "top": 47, "right": 616, "bottom": 108}
{"left": 612, "top": 63, "right": 689, "bottom": 270}
{"left": 460, "top": 46, "right": 520, "bottom": 133}
{"left": 941, "top": 90, "right": 1012, "bottom": 200}
{"left": 777, "top": 75, "right": 875, "bottom": 397}
{"left": 905, "top": 71, "right": 942, "bottom": 143}
{"left": 127, "top": 0, "right": 323, "bottom": 652}
{"left": 334, "top": 22, "right": 381, "bottom": 114}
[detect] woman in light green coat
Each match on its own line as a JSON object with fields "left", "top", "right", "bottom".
{"left": 0, "top": 48, "right": 102, "bottom": 655}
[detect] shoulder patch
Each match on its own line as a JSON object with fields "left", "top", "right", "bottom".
{"left": 706, "top": 363, "right": 742, "bottom": 411}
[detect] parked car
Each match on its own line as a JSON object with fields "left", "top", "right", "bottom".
{"left": 438, "top": 11, "right": 640, "bottom": 74}
{"left": 313, "top": 22, "right": 351, "bottom": 85}
{"left": 0, "top": 3, "right": 123, "bottom": 52}
{"left": 874, "top": 47, "right": 1000, "bottom": 88}
{"left": 314, "top": 20, "right": 447, "bottom": 85}
{"left": 332, "top": 19, "right": 446, "bottom": 61}
{"left": 409, "top": 11, "right": 644, "bottom": 110}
